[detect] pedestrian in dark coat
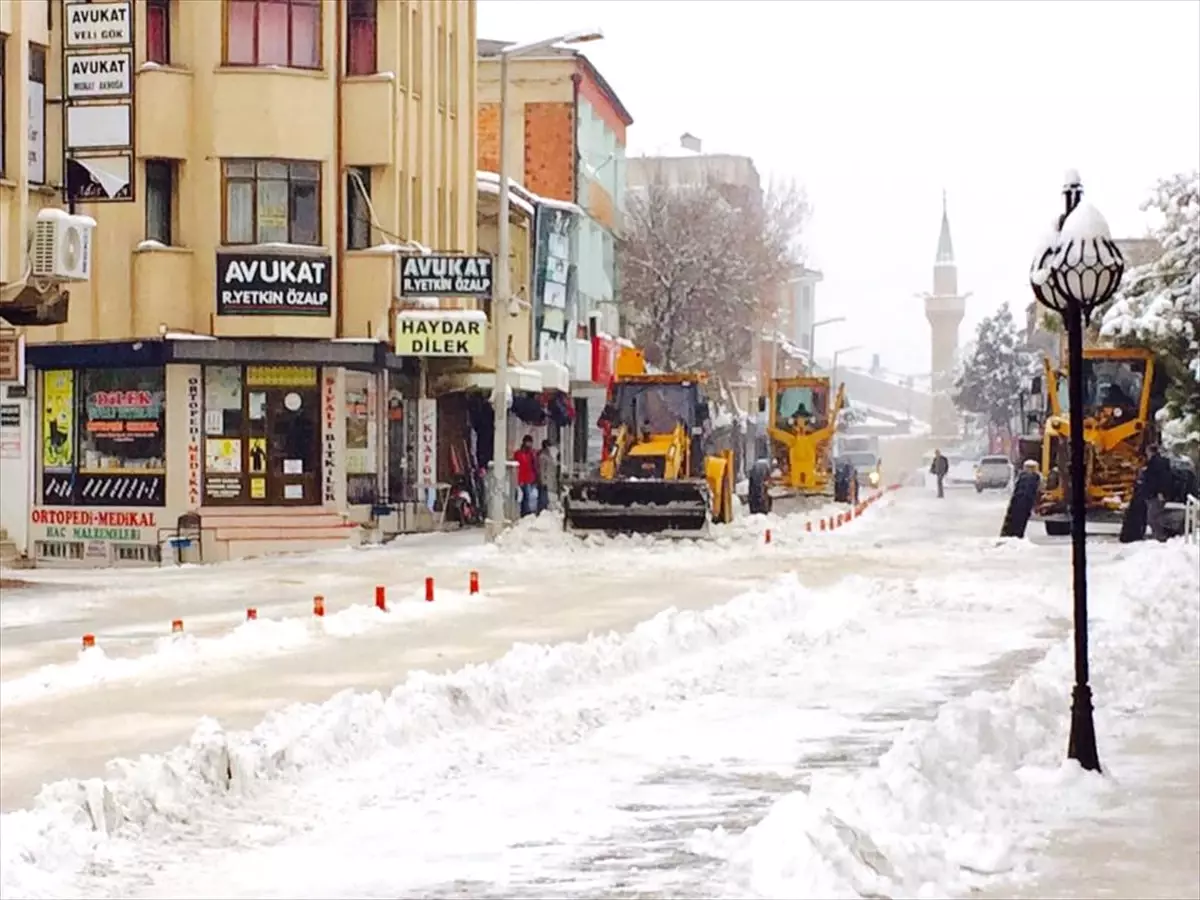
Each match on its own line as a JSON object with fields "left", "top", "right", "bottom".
{"left": 1001, "top": 460, "right": 1042, "bottom": 538}
{"left": 1141, "top": 443, "right": 1174, "bottom": 542}
{"left": 930, "top": 449, "right": 950, "bottom": 499}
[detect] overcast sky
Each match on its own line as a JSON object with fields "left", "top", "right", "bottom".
{"left": 477, "top": 0, "right": 1200, "bottom": 377}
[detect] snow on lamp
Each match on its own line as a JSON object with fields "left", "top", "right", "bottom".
{"left": 1029, "top": 171, "right": 1126, "bottom": 323}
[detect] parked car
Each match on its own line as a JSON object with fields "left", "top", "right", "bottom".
{"left": 974, "top": 455, "right": 1014, "bottom": 492}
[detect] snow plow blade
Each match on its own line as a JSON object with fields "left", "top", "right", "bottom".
{"left": 563, "top": 479, "right": 711, "bottom": 535}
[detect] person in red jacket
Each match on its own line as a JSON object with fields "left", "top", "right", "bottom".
{"left": 514, "top": 434, "right": 538, "bottom": 517}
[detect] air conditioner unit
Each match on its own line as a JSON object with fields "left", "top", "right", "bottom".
{"left": 31, "top": 209, "right": 97, "bottom": 283}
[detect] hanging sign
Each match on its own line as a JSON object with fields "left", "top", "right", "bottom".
{"left": 397, "top": 254, "right": 493, "bottom": 299}
{"left": 64, "top": 1, "right": 133, "bottom": 48}
{"left": 416, "top": 399, "right": 437, "bottom": 488}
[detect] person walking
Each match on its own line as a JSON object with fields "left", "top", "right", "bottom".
{"left": 514, "top": 435, "right": 538, "bottom": 517}
{"left": 930, "top": 449, "right": 950, "bottom": 499}
{"left": 1142, "top": 443, "right": 1174, "bottom": 542}
{"left": 1001, "top": 460, "right": 1042, "bottom": 538}
{"left": 536, "top": 439, "right": 559, "bottom": 514}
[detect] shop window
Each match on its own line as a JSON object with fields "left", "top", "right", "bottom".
{"left": 203, "top": 365, "right": 322, "bottom": 506}
{"left": 346, "top": 0, "right": 376, "bottom": 76}
{"left": 147, "top": 0, "right": 171, "bottom": 65}
{"left": 145, "top": 159, "right": 175, "bottom": 245}
{"left": 40, "top": 368, "right": 168, "bottom": 508}
{"left": 223, "top": 159, "right": 321, "bottom": 246}
{"left": 344, "top": 371, "right": 378, "bottom": 504}
{"left": 225, "top": 0, "right": 321, "bottom": 70}
{"left": 346, "top": 166, "right": 371, "bottom": 250}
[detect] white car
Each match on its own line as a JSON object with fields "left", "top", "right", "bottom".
{"left": 974, "top": 455, "right": 1014, "bottom": 492}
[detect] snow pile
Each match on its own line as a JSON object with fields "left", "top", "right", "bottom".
{"left": 0, "top": 570, "right": 923, "bottom": 899}
{"left": 692, "top": 540, "right": 1200, "bottom": 899}
{"left": 0, "top": 591, "right": 484, "bottom": 709}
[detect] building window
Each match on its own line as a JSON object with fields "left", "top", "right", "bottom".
{"left": 39, "top": 368, "right": 168, "bottom": 508}
{"left": 147, "top": 0, "right": 171, "bottom": 65}
{"left": 411, "top": 8, "right": 422, "bottom": 96}
{"left": 145, "top": 160, "right": 174, "bottom": 245}
{"left": 223, "top": 159, "right": 321, "bottom": 246}
{"left": 28, "top": 44, "right": 47, "bottom": 184}
{"left": 436, "top": 25, "right": 446, "bottom": 110}
{"left": 346, "top": 166, "right": 371, "bottom": 249}
{"left": 225, "top": 0, "right": 321, "bottom": 70}
{"left": 346, "top": 0, "right": 376, "bottom": 75}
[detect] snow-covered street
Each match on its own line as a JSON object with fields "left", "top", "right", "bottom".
{"left": 1, "top": 488, "right": 1197, "bottom": 899}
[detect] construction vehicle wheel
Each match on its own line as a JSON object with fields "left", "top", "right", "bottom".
{"left": 748, "top": 461, "right": 771, "bottom": 516}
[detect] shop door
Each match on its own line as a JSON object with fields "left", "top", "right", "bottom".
{"left": 263, "top": 387, "right": 320, "bottom": 504}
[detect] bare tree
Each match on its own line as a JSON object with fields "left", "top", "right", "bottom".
{"left": 619, "top": 176, "right": 809, "bottom": 380}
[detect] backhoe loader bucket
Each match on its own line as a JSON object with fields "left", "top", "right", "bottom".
{"left": 563, "top": 478, "right": 712, "bottom": 535}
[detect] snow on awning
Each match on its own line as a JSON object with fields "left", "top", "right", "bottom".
{"left": 476, "top": 171, "right": 584, "bottom": 217}
{"left": 525, "top": 359, "right": 570, "bottom": 392}
{"left": 397, "top": 308, "right": 487, "bottom": 323}
{"left": 451, "top": 366, "right": 543, "bottom": 394}
{"left": 476, "top": 179, "right": 536, "bottom": 218}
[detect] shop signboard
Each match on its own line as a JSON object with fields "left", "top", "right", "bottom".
{"left": 397, "top": 254, "right": 492, "bottom": 300}
{"left": 30, "top": 508, "right": 157, "bottom": 550}
{"left": 591, "top": 335, "right": 619, "bottom": 386}
{"left": 0, "top": 333, "right": 26, "bottom": 384}
{"left": 394, "top": 311, "right": 487, "bottom": 357}
{"left": 416, "top": 399, "right": 437, "bottom": 488}
{"left": 216, "top": 253, "right": 332, "bottom": 316}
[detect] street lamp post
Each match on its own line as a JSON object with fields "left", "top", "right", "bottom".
{"left": 808, "top": 316, "right": 846, "bottom": 372}
{"left": 1029, "top": 171, "right": 1126, "bottom": 773}
{"left": 831, "top": 344, "right": 863, "bottom": 396}
{"left": 485, "top": 29, "right": 603, "bottom": 543}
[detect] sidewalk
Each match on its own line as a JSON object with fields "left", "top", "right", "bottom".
{"left": 999, "top": 657, "right": 1200, "bottom": 899}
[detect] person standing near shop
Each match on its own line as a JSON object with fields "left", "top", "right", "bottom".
{"left": 537, "top": 439, "right": 560, "bottom": 514}
{"left": 514, "top": 435, "right": 538, "bottom": 517}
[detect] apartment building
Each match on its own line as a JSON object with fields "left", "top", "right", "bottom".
{"left": 0, "top": 0, "right": 478, "bottom": 565}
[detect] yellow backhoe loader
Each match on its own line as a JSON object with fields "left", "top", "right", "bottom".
{"left": 1009, "top": 346, "right": 1193, "bottom": 536}
{"left": 747, "top": 376, "right": 852, "bottom": 515}
{"left": 562, "top": 371, "right": 735, "bottom": 536}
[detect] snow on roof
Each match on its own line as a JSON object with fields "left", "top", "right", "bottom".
{"left": 476, "top": 178, "right": 536, "bottom": 217}
{"left": 476, "top": 171, "right": 583, "bottom": 217}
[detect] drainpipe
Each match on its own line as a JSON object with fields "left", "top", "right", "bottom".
{"left": 334, "top": 4, "right": 346, "bottom": 340}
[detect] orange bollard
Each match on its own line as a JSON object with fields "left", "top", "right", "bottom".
{"left": 246, "top": 608, "right": 258, "bottom": 620}
{"left": 425, "top": 577, "right": 434, "bottom": 603}
{"left": 375, "top": 585, "right": 387, "bottom": 612}
{"left": 81, "top": 633, "right": 96, "bottom": 649}
{"left": 764, "top": 528, "right": 772, "bottom": 544}
{"left": 469, "top": 571, "right": 479, "bottom": 595}
{"left": 819, "top": 519, "right": 827, "bottom": 532}
{"left": 313, "top": 595, "right": 325, "bottom": 617}
{"left": 171, "top": 619, "right": 183, "bottom": 633}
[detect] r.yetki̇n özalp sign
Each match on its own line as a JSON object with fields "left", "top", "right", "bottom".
{"left": 398, "top": 254, "right": 492, "bottom": 299}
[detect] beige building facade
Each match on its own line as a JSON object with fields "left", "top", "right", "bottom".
{"left": 1, "top": 0, "right": 481, "bottom": 565}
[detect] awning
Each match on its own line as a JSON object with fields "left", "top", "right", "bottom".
{"left": 525, "top": 360, "right": 570, "bottom": 393}
{"left": 439, "top": 365, "right": 543, "bottom": 394}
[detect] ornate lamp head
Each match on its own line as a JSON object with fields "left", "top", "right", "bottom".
{"left": 1028, "top": 171, "right": 1125, "bottom": 324}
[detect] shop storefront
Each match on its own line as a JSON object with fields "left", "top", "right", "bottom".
{"left": 22, "top": 338, "right": 402, "bottom": 566}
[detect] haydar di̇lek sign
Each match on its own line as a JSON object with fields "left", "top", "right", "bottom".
{"left": 216, "top": 253, "right": 332, "bottom": 316}
{"left": 398, "top": 254, "right": 492, "bottom": 299}
{"left": 395, "top": 310, "right": 487, "bottom": 357}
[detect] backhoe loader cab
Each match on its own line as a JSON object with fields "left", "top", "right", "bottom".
{"left": 1016, "top": 346, "right": 1186, "bottom": 536}
{"left": 564, "top": 372, "right": 735, "bottom": 536}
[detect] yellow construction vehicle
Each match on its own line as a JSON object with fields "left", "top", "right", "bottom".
{"left": 562, "top": 370, "right": 735, "bottom": 535}
{"left": 1015, "top": 346, "right": 1179, "bottom": 536}
{"left": 747, "top": 376, "right": 852, "bottom": 515}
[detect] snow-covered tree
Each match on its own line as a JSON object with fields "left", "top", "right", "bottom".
{"left": 1101, "top": 171, "right": 1199, "bottom": 453}
{"left": 952, "top": 304, "right": 1032, "bottom": 433}
{"left": 619, "top": 177, "right": 808, "bottom": 379}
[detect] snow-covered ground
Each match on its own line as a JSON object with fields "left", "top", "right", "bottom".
{"left": 1, "top": 489, "right": 1197, "bottom": 900}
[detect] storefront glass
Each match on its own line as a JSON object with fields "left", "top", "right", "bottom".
{"left": 40, "top": 367, "right": 167, "bottom": 506}
{"left": 344, "top": 370, "right": 378, "bottom": 505}
{"left": 203, "top": 364, "right": 321, "bottom": 505}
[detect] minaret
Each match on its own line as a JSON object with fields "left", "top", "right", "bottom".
{"left": 923, "top": 191, "right": 968, "bottom": 439}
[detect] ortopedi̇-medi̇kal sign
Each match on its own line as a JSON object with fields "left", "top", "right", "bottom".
{"left": 216, "top": 253, "right": 332, "bottom": 316}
